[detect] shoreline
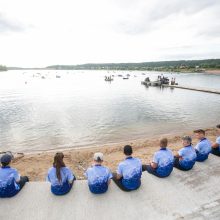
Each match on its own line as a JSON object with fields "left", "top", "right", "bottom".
{"left": 10, "top": 127, "right": 217, "bottom": 181}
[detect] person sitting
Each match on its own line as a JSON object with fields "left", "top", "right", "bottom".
{"left": 47, "top": 152, "right": 75, "bottom": 196}
{"left": 142, "top": 138, "right": 174, "bottom": 178}
{"left": 174, "top": 136, "right": 197, "bottom": 171}
{"left": 211, "top": 124, "right": 220, "bottom": 156}
{"left": 0, "top": 153, "right": 29, "bottom": 198}
{"left": 85, "top": 152, "right": 112, "bottom": 194}
{"left": 194, "top": 129, "right": 211, "bottom": 162}
{"left": 113, "top": 145, "right": 142, "bottom": 192}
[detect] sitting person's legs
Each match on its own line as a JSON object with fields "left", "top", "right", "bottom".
{"left": 211, "top": 148, "right": 220, "bottom": 156}
{"left": 19, "top": 176, "right": 29, "bottom": 190}
{"left": 173, "top": 157, "right": 186, "bottom": 171}
{"left": 112, "top": 173, "right": 131, "bottom": 192}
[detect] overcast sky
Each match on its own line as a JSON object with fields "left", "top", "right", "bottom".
{"left": 0, "top": 0, "right": 220, "bottom": 67}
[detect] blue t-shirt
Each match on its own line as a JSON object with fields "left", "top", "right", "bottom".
{"left": 0, "top": 166, "right": 20, "bottom": 197}
{"left": 178, "top": 145, "right": 197, "bottom": 170}
{"left": 216, "top": 136, "right": 220, "bottom": 151}
{"left": 47, "top": 167, "right": 74, "bottom": 195}
{"left": 85, "top": 165, "right": 112, "bottom": 194}
{"left": 117, "top": 157, "right": 142, "bottom": 190}
{"left": 153, "top": 148, "right": 174, "bottom": 177}
{"left": 195, "top": 138, "right": 211, "bottom": 161}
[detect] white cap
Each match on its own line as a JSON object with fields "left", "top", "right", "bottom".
{"left": 93, "top": 152, "right": 104, "bottom": 161}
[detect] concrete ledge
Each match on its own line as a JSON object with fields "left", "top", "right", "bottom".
{"left": 1, "top": 154, "right": 220, "bottom": 220}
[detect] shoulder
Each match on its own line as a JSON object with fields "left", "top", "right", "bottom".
{"left": 9, "top": 167, "right": 19, "bottom": 174}
{"left": 48, "top": 167, "right": 55, "bottom": 173}
{"left": 216, "top": 136, "right": 220, "bottom": 142}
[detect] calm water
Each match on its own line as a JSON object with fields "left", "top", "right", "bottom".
{"left": 0, "top": 70, "right": 220, "bottom": 152}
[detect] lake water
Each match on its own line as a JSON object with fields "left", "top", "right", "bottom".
{"left": 0, "top": 70, "right": 220, "bottom": 153}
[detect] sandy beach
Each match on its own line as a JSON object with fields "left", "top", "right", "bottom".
{"left": 9, "top": 127, "right": 218, "bottom": 181}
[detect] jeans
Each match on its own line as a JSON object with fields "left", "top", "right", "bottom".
{"left": 19, "top": 176, "right": 29, "bottom": 190}
{"left": 211, "top": 147, "right": 220, "bottom": 157}
{"left": 142, "top": 164, "right": 171, "bottom": 178}
{"left": 112, "top": 173, "right": 132, "bottom": 192}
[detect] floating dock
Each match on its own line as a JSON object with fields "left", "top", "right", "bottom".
{"left": 163, "top": 85, "right": 220, "bottom": 94}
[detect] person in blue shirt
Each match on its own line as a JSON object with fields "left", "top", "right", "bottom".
{"left": 194, "top": 129, "right": 211, "bottom": 162}
{"left": 174, "top": 136, "right": 197, "bottom": 171}
{"left": 85, "top": 152, "right": 112, "bottom": 194}
{"left": 142, "top": 138, "right": 174, "bottom": 178}
{"left": 113, "top": 145, "right": 142, "bottom": 192}
{"left": 211, "top": 124, "right": 220, "bottom": 156}
{"left": 0, "top": 153, "right": 29, "bottom": 198}
{"left": 47, "top": 152, "right": 75, "bottom": 196}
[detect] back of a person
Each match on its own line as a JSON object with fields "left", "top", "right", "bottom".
{"left": 195, "top": 138, "right": 211, "bottom": 161}
{"left": 47, "top": 167, "right": 73, "bottom": 195}
{"left": 155, "top": 148, "right": 174, "bottom": 177}
{"left": 179, "top": 146, "right": 197, "bottom": 170}
{"left": 86, "top": 165, "right": 111, "bottom": 194}
{"left": 0, "top": 167, "right": 20, "bottom": 198}
{"left": 119, "top": 157, "right": 142, "bottom": 190}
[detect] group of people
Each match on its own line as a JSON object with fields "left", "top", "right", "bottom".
{"left": 0, "top": 124, "right": 220, "bottom": 197}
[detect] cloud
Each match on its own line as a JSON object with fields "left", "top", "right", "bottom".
{"left": 113, "top": 0, "right": 220, "bottom": 35}
{"left": 0, "top": 13, "right": 28, "bottom": 33}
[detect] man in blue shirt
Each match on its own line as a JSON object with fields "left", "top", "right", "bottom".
{"left": 113, "top": 145, "right": 142, "bottom": 191}
{"left": 0, "top": 153, "right": 29, "bottom": 198}
{"left": 174, "top": 136, "right": 197, "bottom": 171}
{"left": 194, "top": 129, "right": 211, "bottom": 162}
{"left": 142, "top": 138, "right": 174, "bottom": 178}
{"left": 211, "top": 124, "right": 220, "bottom": 156}
{"left": 85, "top": 152, "right": 112, "bottom": 194}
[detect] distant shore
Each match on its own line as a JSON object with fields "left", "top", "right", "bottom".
{"left": 11, "top": 127, "right": 217, "bottom": 181}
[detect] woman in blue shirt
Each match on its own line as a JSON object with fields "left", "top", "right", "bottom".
{"left": 211, "top": 124, "right": 220, "bottom": 156}
{"left": 47, "top": 152, "right": 75, "bottom": 196}
{"left": 0, "top": 153, "right": 29, "bottom": 198}
{"left": 174, "top": 136, "right": 197, "bottom": 171}
{"left": 142, "top": 138, "right": 174, "bottom": 178}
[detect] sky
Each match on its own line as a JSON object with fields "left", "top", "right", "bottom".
{"left": 0, "top": 0, "right": 220, "bottom": 67}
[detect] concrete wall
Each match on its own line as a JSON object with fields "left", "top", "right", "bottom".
{"left": 0, "top": 154, "right": 220, "bottom": 220}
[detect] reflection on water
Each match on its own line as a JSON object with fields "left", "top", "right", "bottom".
{"left": 0, "top": 70, "right": 220, "bottom": 152}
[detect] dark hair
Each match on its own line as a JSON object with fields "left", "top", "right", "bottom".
{"left": 216, "top": 124, "right": 220, "bottom": 129}
{"left": 194, "top": 129, "right": 205, "bottom": 135}
{"left": 53, "top": 152, "right": 65, "bottom": 182}
{"left": 160, "top": 138, "right": 168, "bottom": 148}
{"left": 124, "top": 145, "right": 133, "bottom": 156}
{"left": 1, "top": 162, "right": 9, "bottom": 167}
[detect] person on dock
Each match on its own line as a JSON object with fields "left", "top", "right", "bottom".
{"left": 0, "top": 153, "right": 29, "bottom": 198}
{"left": 174, "top": 136, "right": 197, "bottom": 171}
{"left": 46, "top": 152, "right": 75, "bottom": 196}
{"left": 85, "top": 152, "right": 112, "bottom": 194}
{"left": 142, "top": 138, "right": 174, "bottom": 178}
{"left": 211, "top": 124, "right": 220, "bottom": 156}
{"left": 112, "top": 145, "right": 142, "bottom": 192}
{"left": 194, "top": 129, "right": 211, "bottom": 161}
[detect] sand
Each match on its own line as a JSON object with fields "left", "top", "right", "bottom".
{"left": 9, "top": 128, "right": 218, "bottom": 181}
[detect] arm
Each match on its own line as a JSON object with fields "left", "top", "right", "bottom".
{"left": 150, "top": 162, "right": 158, "bottom": 169}
{"left": 212, "top": 142, "right": 219, "bottom": 149}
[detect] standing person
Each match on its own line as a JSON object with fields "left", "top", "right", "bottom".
{"left": 211, "top": 124, "right": 220, "bottom": 156}
{"left": 174, "top": 136, "right": 197, "bottom": 171}
{"left": 142, "top": 138, "right": 174, "bottom": 178}
{"left": 47, "top": 152, "right": 75, "bottom": 196}
{"left": 194, "top": 129, "right": 211, "bottom": 161}
{"left": 113, "top": 145, "right": 142, "bottom": 192}
{"left": 85, "top": 153, "right": 112, "bottom": 194}
{"left": 0, "top": 153, "right": 29, "bottom": 198}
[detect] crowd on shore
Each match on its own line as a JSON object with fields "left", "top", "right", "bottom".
{"left": 0, "top": 125, "right": 220, "bottom": 197}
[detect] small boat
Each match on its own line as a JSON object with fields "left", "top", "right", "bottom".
{"left": 123, "top": 77, "right": 129, "bottom": 80}
{"left": 118, "top": 74, "right": 123, "bottom": 77}
{"left": 56, "top": 75, "right": 61, "bottom": 78}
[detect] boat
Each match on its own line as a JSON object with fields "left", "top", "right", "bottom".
{"left": 56, "top": 75, "right": 61, "bottom": 78}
